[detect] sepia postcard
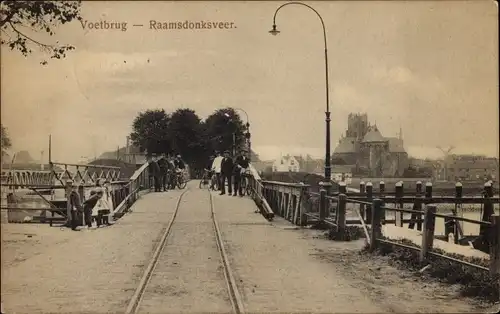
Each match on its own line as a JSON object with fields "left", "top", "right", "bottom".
{"left": 1, "top": 1, "right": 499, "bottom": 313}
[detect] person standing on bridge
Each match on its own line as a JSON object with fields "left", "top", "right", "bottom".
{"left": 211, "top": 151, "right": 223, "bottom": 191}
{"left": 220, "top": 150, "right": 234, "bottom": 196}
{"left": 157, "top": 154, "right": 169, "bottom": 192}
{"left": 148, "top": 156, "right": 162, "bottom": 192}
{"left": 68, "top": 181, "right": 83, "bottom": 231}
{"left": 233, "top": 150, "right": 250, "bottom": 197}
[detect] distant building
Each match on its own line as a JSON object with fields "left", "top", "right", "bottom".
{"left": 272, "top": 155, "right": 300, "bottom": 172}
{"left": 332, "top": 113, "right": 409, "bottom": 177}
{"left": 443, "top": 154, "right": 499, "bottom": 182}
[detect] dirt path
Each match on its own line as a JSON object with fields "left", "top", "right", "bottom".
{"left": 1, "top": 189, "right": 185, "bottom": 314}
{"left": 137, "top": 188, "right": 232, "bottom": 313}
{"left": 213, "top": 193, "right": 488, "bottom": 313}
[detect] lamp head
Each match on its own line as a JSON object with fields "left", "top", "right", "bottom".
{"left": 269, "top": 24, "right": 280, "bottom": 36}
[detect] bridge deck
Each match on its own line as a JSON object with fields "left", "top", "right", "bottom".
{"left": 1, "top": 181, "right": 484, "bottom": 313}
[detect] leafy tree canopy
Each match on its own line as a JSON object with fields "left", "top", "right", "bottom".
{"left": 1, "top": 124, "right": 12, "bottom": 158}
{"left": 130, "top": 109, "right": 171, "bottom": 156}
{"left": 204, "top": 108, "right": 246, "bottom": 154}
{"left": 0, "top": 1, "right": 82, "bottom": 64}
{"left": 129, "top": 107, "right": 250, "bottom": 172}
{"left": 168, "top": 108, "right": 203, "bottom": 164}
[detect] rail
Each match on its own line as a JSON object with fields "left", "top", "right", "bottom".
{"left": 259, "top": 178, "right": 500, "bottom": 277}
{"left": 3, "top": 158, "right": 162, "bottom": 225}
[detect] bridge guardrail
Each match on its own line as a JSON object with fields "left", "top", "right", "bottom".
{"left": 245, "top": 164, "right": 275, "bottom": 220}
{"left": 262, "top": 178, "right": 500, "bottom": 280}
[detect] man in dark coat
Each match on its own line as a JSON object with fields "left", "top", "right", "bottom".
{"left": 68, "top": 181, "right": 83, "bottom": 231}
{"left": 148, "top": 156, "right": 162, "bottom": 192}
{"left": 157, "top": 154, "right": 169, "bottom": 191}
{"left": 233, "top": 150, "right": 250, "bottom": 196}
{"left": 220, "top": 150, "right": 233, "bottom": 195}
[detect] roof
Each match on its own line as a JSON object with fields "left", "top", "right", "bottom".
{"left": 332, "top": 165, "right": 353, "bottom": 173}
{"left": 387, "top": 137, "right": 406, "bottom": 153}
{"left": 362, "top": 126, "right": 387, "bottom": 143}
{"left": 333, "top": 137, "right": 357, "bottom": 154}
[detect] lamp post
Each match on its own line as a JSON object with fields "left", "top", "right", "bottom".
{"left": 224, "top": 110, "right": 252, "bottom": 160}
{"left": 269, "top": 1, "right": 332, "bottom": 192}
{"left": 233, "top": 108, "right": 251, "bottom": 161}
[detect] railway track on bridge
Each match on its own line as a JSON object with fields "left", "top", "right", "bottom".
{"left": 125, "top": 188, "right": 245, "bottom": 314}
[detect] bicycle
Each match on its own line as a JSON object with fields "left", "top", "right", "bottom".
{"left": 199, "top": 169, "right": 212, "bottom": 189}
{"left": 239, "top": 169, "right": 253, "bottom": 197}
{"left": 175, "top": 170, "right": 187, "bottom": 189}
{"left": 210, "top": 172, "right": 219, "bottom": 191}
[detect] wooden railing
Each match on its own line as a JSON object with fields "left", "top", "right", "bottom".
{"left": 245, "top": 164, "right": 275, "bottom": 220}
{"left": 2, "top": 158, "right": 160, "bottom": 224}
{"left": 257, "top": 179, "right": 500, "bottom": 276}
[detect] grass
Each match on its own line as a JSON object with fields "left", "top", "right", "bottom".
{"left": 362, "top": 237, "right": 500, "bottom": 302}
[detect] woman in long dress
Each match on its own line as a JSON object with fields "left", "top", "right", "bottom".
{"left": 103, "top": 180, "right": 114, "bottom": 224}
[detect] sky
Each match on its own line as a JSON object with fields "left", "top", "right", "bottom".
{"left": 1, "top": 0, "right": 498, "bottom": 163}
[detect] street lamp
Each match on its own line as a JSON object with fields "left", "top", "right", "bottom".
{"left": 224, "top": 111, "right": 252, "bottom": 160}
{"left": 232, "top": 108, "right": 251, "bottom": 161}
{"left": 269, "top": 2, "right": 332, "bottom": 192}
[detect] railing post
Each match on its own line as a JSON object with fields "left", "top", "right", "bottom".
{"left": 489, "top": 214, "right": 500, "bottom": 277}
{"left": 359, "top": 181, "right": 365, "bottom": 220}
{"left": 369, "top": 198, "right": 383, "bottom": 252}
{"left": 453, "top": 181, "right": 463, "bottom": 242}
{"left": 419, "top": 204, "right": 436, "bottom": 263}
{"left": 395, "top": 181, "right": 403, "bottom": 227}
{"left": 481, "top": 181, "right": 494, "bottom": 242}
{"left": 338, "top": 181, "right": 347, "bottom": 194}
{"left": 366, "top": 182, "right": 373, "bottom": 224}
{"left": 300, "top": 186, "right": 309, "bottom": 226}
{"left": 319, "top": 189, "right": 327, "bottom": 222}
{"left": 336, "top": 193, "right": 347, "bottom": 240}
{"left": 78, "top": 184, "right": 85, "bottom": 227}
{"left": 65, "top": 180, "right": 72, "bottom": 226}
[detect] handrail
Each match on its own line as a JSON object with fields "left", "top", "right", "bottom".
{"left": 50, "top": 161, "right": 121, "bottom": 170}
{"left": 262, "top": 180, "right": 311, "bottom": 188}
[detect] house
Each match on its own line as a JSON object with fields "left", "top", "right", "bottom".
{"left": 331, "top": 165, "right": 353, "bottom": 184}
{"left": 272, "top": 155, "right": 300, "bottom": 172}
{"left": 98, "top": 137, "right": 147, "bottom": 166}
{"left": 444, "top": 155, "right": 499, "bottom": 182}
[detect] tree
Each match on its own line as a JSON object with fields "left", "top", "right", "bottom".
{"left": 1, "top": 124, "right": 12, "bottom": 159}
{"left": 204, "top": 108, "right": 246, "bottom": 154}
{"left": 130, "top": 109, "right": 171, "bottom": 156}
{"left": 1, "top": 1, "right": 82, "bottom": 65}
{"left": 168, "top": 108, "right": 204, "bottom": 165}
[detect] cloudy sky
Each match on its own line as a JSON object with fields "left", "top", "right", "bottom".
{"left": 1, "top": 1, "right": 498, "bottom": 163}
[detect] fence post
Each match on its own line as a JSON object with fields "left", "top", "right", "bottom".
{"left": 453, "top": 181, "right": 463, "bottom": 242}
{"left": 299, "top": 186, "right": 309, "bottom": 226}
{"left": 319, "top": 189, "right": 327, "bottom": 222}
{"left": 379, "top": 181, "right": 385, "bottom": 196}
{"left": 359, "top": 181, "right": 366, "bottom": 220}
{"left": 395, "top": 181, "right": 403, "bottom": 227}
{"left": 419, "top": 204, "right": 437, "bottom": 263}
{"left": 481, "top": 181, "right": 494, "bottom": 242}
{"left": 369, "top": 198, "right": 383, "bottom": 252}
{"left": 489, "top": 214, "right": 500, "bottom": 277}
{"left": 65, "top": 180, "right": 73, "bottom": 226}
{"left": 337, "top": 193, "right": 347, "bottom": 240}
{"left": 78, "top": 184, "right": 85, "bottom": 227}
{"left": 366, "top": 182, "right": 373, "bottom": 224}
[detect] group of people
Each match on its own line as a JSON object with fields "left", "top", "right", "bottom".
{"left": 149, "top": 154, "right": 186, "bottom": 192}
{"left": 67, "top": 179, "right": 114, "bottom": 231}
{"left": 208, "top": 149, "right": 250, "bottom": 196}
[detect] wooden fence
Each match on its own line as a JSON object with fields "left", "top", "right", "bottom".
{"left": 1, "top": 158, "right": 159, "bottom": 225}
{"left": 258, "top": 179, "right": 500, "bottom": 276}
